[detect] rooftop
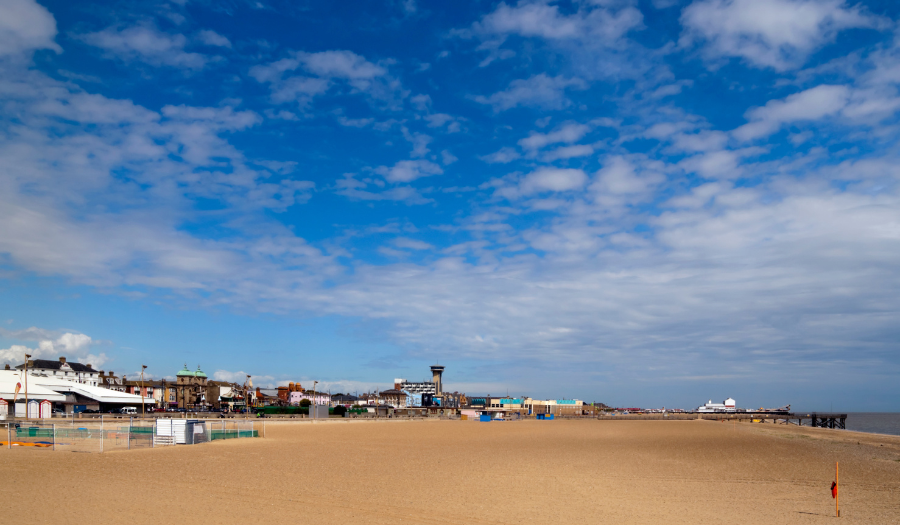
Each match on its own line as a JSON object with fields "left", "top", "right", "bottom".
{"left": 176, "top": 364, "right": 208, "bottom": 378}
{"left": 16, "top": 358, "right": 95, "bottom": 373}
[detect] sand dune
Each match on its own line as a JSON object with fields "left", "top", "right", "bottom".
{"left": 3, "top": 419, "right": 899, "bottom": 524}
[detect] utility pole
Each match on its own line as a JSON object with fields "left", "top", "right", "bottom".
{"left": 311, "top": 381, "right": 318, "bottom": 420}
{"left": 246, "top": 375, "right": 252, "bottom": 411}
{"left": 140, "top": 365, "right": 147, "bottom": 418}
{"left": 24, "top": 353, "right": 31, "bottom": 419}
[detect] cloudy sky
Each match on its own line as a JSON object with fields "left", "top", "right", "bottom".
{"left": 1, "top": 0, "right": 898, "bottom": 410}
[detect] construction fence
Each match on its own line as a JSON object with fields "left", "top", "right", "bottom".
{"left": 1, "top": 418, "right": 260, "bottom": 453}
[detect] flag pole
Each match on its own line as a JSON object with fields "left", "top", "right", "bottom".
{"left": 836, "top": 461, "right": 839, "bottom": 517}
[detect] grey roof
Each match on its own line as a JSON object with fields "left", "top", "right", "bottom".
{"left": 332, "top": 394, "right": 358, "bottom": 401}
{"left": 17, "top": 359, "right": 96, "bottom": 373}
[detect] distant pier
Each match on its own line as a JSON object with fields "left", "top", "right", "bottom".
{"left": 599, "top": 412, "right": 848, "bottom": 429}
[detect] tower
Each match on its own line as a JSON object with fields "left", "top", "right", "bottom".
{"left": 430, "top": 365, "right": 444, "bottom": 396}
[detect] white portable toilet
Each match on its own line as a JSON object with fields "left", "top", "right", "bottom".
{"left": 40, "top": 400, "right": 52, "bottom": 419}
{"left": 0, "top": 399, "right": 7, "bottom": 419}
{"left": 27, "top": 400, "right": 39, "bottom": 418}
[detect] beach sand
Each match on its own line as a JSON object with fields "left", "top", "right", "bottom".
{"left": 3, "top": 419, "right": 899, "bottom": 524}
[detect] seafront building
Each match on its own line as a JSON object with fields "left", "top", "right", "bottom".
{"left": 696, "top": 398, "right": 737, "bottom": 413}
{"left": 287, "top": 389, "right": 330, "bottom": 406}
{"left": 2, "top": 359, "right": 593, "bottom": 417}
{"left": 15, "top": 357, "right": 100, "bottom": 387}
{"left": 0, "top": 368, "right": 151, "bottom": 417}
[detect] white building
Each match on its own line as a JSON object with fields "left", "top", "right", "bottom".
{"left": 0, "top": 370, "right": 66, "bottom": 418}
{"left": 394, "top": 378, "right": 436, "bottom": 395}
{"left": 696, "top": 398, "right": 737, "bottom": 413}
{"left": 15, "top": 357, "right": 100, "bottom": 387}
{"left": 1, "top": 370, "right": 153, "bottom": 413}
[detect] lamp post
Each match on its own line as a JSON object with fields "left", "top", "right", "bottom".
{"left": 140, "top": 365, "right": 147, "bottom": 418}
{"left": 246, "top": 375, "right": 252, "bottom": 411}
{"left": 24, "top": 353, "right": 31, "bottom": 419}
{"left": 311, "top": 381, "right": 318, "bottom": 420}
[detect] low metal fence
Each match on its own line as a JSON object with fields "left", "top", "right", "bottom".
{"left": 1, "top": 418, "right": 260, "bottom": 453}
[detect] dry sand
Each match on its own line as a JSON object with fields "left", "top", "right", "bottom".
{"left": 3, "top": 419, "right": 900, "bottom": 524}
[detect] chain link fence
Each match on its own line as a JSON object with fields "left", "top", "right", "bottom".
{"left": 1, "top": 418, "right": 260, "bottom": 453}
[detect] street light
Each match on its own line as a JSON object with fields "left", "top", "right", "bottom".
{"left": 246, "top": 375, "right": 252, "bottom": 411}
{"left": 311, "top": 381, "right": 318, "bottom": 420}
{"left": 140, "top": 365, "right": 147, "bottom": 418}
{"left": 24, "top": 353, "right": 31, "bottom": 419}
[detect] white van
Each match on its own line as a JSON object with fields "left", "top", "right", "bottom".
{"left": 119, "top": 407, "right": 137, "bottom": 415}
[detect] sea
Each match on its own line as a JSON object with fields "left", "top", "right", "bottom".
{"left": 841, "top": 412, "right": 900, "bottom": 437}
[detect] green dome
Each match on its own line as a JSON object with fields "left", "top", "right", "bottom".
{"left": 176, "top": 364, "right": 193, "bottom": 377}
{"left": 194, "top": 365, "right": 207, "bottom": 378}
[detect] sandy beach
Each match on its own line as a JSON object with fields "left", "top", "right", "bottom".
{"left": 3, "top": 419, "right": 899, "bottom": 524}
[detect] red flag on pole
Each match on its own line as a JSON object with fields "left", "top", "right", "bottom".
{"left": 831, "top": 481, "right": 837, "bottom": 499}
{"left": 13, "top": 382, "right": 21, "bottom": 402}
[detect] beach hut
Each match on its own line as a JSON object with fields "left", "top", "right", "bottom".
{"left": 156, "top": 418, "right": 208, "bottom": 445}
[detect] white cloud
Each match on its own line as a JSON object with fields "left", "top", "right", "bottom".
{"left": 476, "top": 2, "right": 585, "bottom": 40}
{"left": 441, "top": 150, "right": 458, "bottom": 165}
{"left": 197, "top": 29, "right": 231, "bottom": 48}
{"left": 495, "top": 168, "right": 588, "bottom": 199}
{"left": 467, "top": 0, "right": 651, "bottom": 80}
{"left": 0, "top": 328, "right": 107, "bottom": 368}
{"left": 250, "top": 49, "right": 402, "bottom": 108}
{"left": 519, "top": 122, "right": 590, "bottom": 150}
{"left": 375, "top": 159, "right": 443, "bottom": 183}
{"left": 80, "top": 25, "right": 209, "bottom": 70}
{"left": 213, "top": 369, "right": 272, "bottom": 386}
{"left": 521, "top": 168, "right": 587, "bottom": 194}
{"left": 543, "top": 144, "right": 594, "bottom": 161}
{"left": 393, "top": 237, "right": 434, "bottom": 250}
{"left": 337, "top": 115, "right": 374, "bottom": 127}
{"left": 733, "top": 84, "right": 850, "bottom": 140}
{"left": 591, "top": 156, "right": 666, "bottom": 203}
{"left": 680, "top": 0, "right": 884, "bottom": 71}
{"left": 424, "top": 113, "right": 459, "bottom": 130}
{"left": 474, "top": 74, "right": 586, "bottom": 112}
{"left": 678, "top": 149, "right": 745, "bottom": 179}
{"left": 480, "top": 147, "right": 520, "bottom": 164}
{"left": 0, "top": 0, "right": 61, "bottom": 57}
{"left": 473, "top": 0, "right": 644, "bottom": 45}
{"left": 298, "top": 50, "right": 387, "bottom": 79}
{"left": 334, "top": 174, "right": 432, "bottom": 204}
{"left": 270, "top": 76, "right": 331, "bottom": 105}
{"left": 401, "top": 128, "right": 432, "bottom": 157}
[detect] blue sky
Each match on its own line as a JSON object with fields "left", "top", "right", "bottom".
{"left": 1, "top": 0, "right": 899, "bottom": 410}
